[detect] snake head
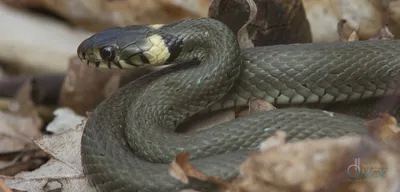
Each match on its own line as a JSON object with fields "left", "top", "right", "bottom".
{"left": 77, "top": 24, "right": 183, "bottom": 69}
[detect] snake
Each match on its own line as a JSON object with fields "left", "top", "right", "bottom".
{"left": 77, "top": 18, "right": 400, "bottom": 192}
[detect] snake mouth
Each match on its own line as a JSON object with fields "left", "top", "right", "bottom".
{"left": 82, "top": 59, "right": 124, "bottom": 69}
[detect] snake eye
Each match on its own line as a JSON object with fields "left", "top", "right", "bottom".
{"left": 100, "top": 46, "right": 116, "bottom": 61}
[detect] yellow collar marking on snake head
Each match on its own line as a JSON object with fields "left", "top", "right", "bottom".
{"left": 143, "top": 34, "right": 171, "bottom": 65}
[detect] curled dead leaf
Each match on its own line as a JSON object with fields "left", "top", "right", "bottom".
{"left": 348, "top": 30, "right": 360, "bottom": 42}
{"left": 364, "top": 113, "right": 400, "bottom": 146}
{"left": 236, "top": 100, "right": 276, "bottom": 117}
{"left": 169, "top": 152, "right": 230, "bottom": 189}
{"left": 337, "top": 20, "right": 348, "bottom": 42}
{"left": 248, "top": 99, "right": 276, "bottom": 115}
{"left": 209, "top": 0, "right": 312, "bottom": 47}
{"left": 369, "top": 25, "right": 395, "bottom": 40}
{"left": 169, "top": 152, "right": 192, "bottom": 184}
{"left": 236, "top": 0, "right": 257, "bottom": 49}
{"left": 337, "top": 20, "right": 359, "bottom": 42}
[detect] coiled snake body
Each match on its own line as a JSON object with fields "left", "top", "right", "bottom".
{"left": 77, "top": 18, "right": 400, "bottom": 192}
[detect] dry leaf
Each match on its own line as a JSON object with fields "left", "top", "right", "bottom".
{"left": 248, "top": 99, "right": 276, "bottom": 115}
{"left": 303, "top": 0, "right": 391, "bottom": 42}
{"left": 0, "top": 111, "right": 42, "bottom": 154}
{"left": 8, "top": 78, "right": 38, "bottom": 116}
{"left": 337, "top": 19, "right": 349, "bottom": 42}
{"left": 169, "top": 152, "right": 230, "bottom": 189}
{"left": 387, "top": 0, "right": 400, "bottom": 39}
{"left": 0, "top": 79, "right": 46, "bottom": 177}
{"left": 225, "top": 135, "right": 400, "bottom": 192}
{"left": 364, "top": 113, "right": 400, "bottom": 146}
{"left": 59, "top": 56, "right": 122, "bottom": 116}
{"left": 45, "top": 108, "right": 86, "bottom": 134}
{"left": 0, "top": 178, "right": 12, "bottom": 192}
{"left": 0, "top": 158, "right": 45, "bottom": 176}
{"left": 0, "top": 71, "right": 44, "bottom": 163}
{"left": 337, "top": 19, "right": 359, "bottom": 42}
{"left": 1, "top": 121, "right": 95, "bottom": 192}
{"left": 348, "top": 30, "right": 360, "bottom": 41}
{"left": 236, "top": 0, "right": 257, "bottom": 49}
{"left": 369, "top": 25, "right": 395, "bottom": 40}
{"left": 209, "top": 0, "right": 312, "bottom": 47}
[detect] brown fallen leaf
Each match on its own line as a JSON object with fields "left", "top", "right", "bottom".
{"left": 0, "top": 76, "right": 47, "bottom": 178}
{"left": 364, "top": 113, "right": 400, "bottom": 146}
{"left": 303, "top": 0, "right": 392, "bottom": 42}
{"left": 169, "top": 152, "right": 230, "bottom": 189}
{"left": 248, "top": 99, "right": 276, "bottom": 115}
{"left": 236, "top": 100, "right": 276, "bottom": 118}
{"left": 0, "top": 110, "right": 42, "bottom": 155}
{"left": 337, "top": 19, "right": 359, "bottom": 42}
{"left": 348, "top": 30, "right": 360, "bottom": 41}
{"left": 0, "top": 159, "right": 45, "bottom": 176}
{"left": 369, "top": 25, "right": 395, "bottom": 40}
{"left": 209, "top": 0, "right": 312, "bottom": 47}
{"left": 236, "top": 0, "right": 257, "bottom": 49}
{"left": 387, "top": 0, "right": 400, "bottom": 39}
{"left": 59, "top": 56, "right": 122, "bottom": 116}
{"left": 8, "top": 77, "right": 37, "bottom": 117}
{"left": 0, "top": 178, "right": 12, "bottom": 192}
{"left": 225, "top": 135, "right": 400, "bottom": 192}
{"left": 1, "top": 120, "right": 95, "bottom": 192}
{"left": 337, "top": 19, "right": 349, "bottom": 42}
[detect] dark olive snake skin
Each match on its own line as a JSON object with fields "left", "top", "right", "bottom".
{"left": 77, "top": 18, "right": 400, "bottom": 192}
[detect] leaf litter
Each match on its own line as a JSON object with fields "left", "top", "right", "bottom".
{"left": 1, "top": 117, "right": 94, "bottom": 192}
{"left": 0, "top": 78, "right": 46, "bottom": 176}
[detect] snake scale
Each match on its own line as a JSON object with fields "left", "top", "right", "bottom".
{"left": 77, "top": 18, "right": 400, "bottom": 192}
